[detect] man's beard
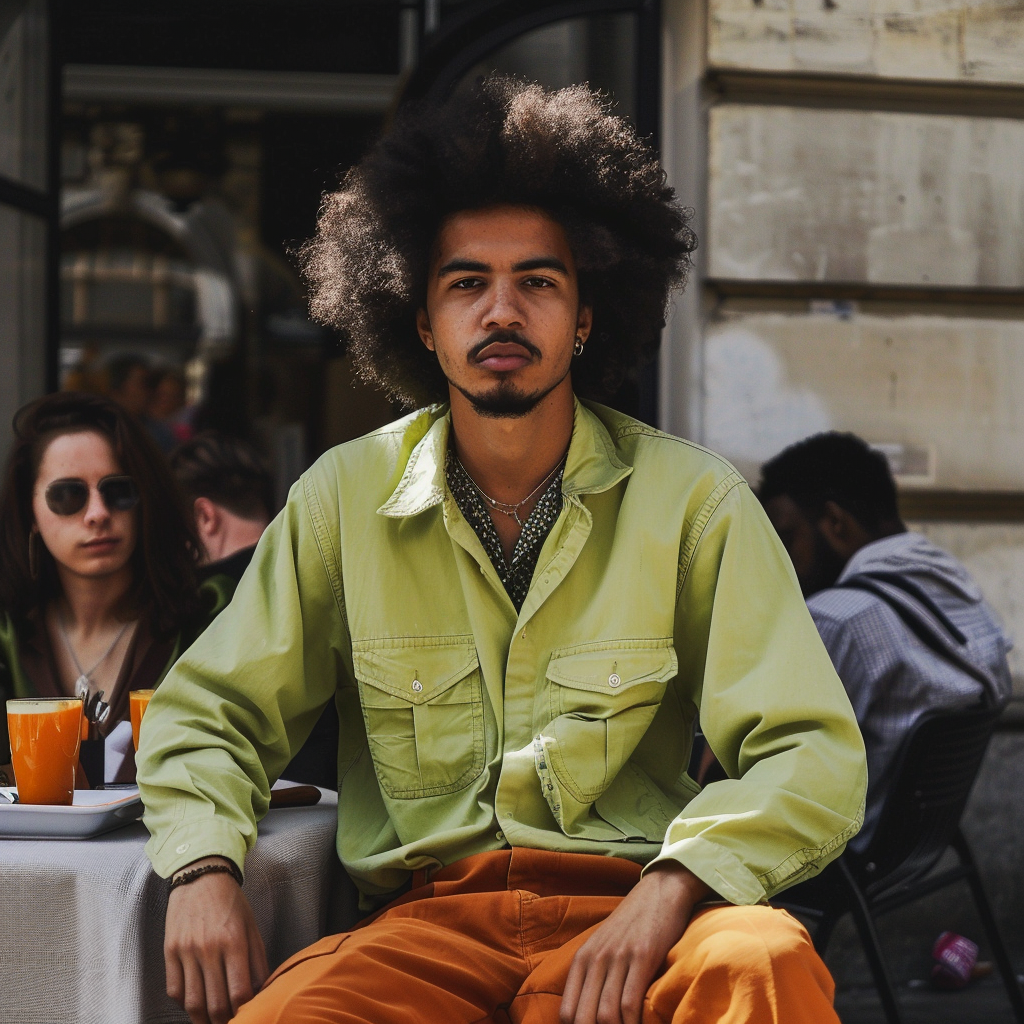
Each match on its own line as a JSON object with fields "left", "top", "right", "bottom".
{"left": 450, "top": 375, "right": 566, "bottom": 418}
{"left": 448, "top": 329, "right": 569, "bottom": 419}
{"left": 801, "top": 528, "right": 849, "bottom": 598}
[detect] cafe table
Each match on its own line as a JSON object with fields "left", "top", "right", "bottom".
{"left": 0, "top": 789, "right": 353, "bottom": 1024}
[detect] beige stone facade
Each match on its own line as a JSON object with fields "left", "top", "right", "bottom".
{"left": 661, "top": 0, "right": 1024, "bottom": 694}
{"left": 708, "top": 0, "right": 1024, "bottom": 84}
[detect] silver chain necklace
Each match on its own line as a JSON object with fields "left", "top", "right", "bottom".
{"left": 56, "top": 612, "right": 132, "bottom": 724}
{"left": 456, "top": 453, "right": 567, "bottom": 528}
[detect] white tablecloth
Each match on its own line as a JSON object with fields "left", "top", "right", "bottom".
{"left": 0, "top": 792, "right": 345, "bottom": 1024}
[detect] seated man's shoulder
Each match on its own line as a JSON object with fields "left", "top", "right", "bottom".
{"left": 807, "top": 586, "right": 899, "bottom": 632}
{"left": 807, "top": 587, "right": 915, "bottom": 673}
{"left": 584, "top": 401, "right": 744, "bottom": 503}
{"left": 303, "top": 405, "right": 444, "bottom": 505}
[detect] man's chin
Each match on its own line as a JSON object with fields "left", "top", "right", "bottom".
{"left": 452, "top": 382, "right": 547, "bottom": 419}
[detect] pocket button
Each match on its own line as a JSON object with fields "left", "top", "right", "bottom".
{"left": 412, "top": 679, "right": 423, "bottom": 692}
{"left": 608, "top": 673, "right": 621, "bottom": 688}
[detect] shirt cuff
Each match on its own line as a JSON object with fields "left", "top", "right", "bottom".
{"left": 643, "top": 836, "right": 768, "bottom": 906}
{"left": 144, "top": 815, "right": 250, "bottom": 880}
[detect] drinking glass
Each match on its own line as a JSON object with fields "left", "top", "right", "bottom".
{"left": 6, "top": 697, "right": 84, "bottom": 804}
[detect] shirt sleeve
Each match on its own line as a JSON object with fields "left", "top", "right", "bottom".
{"left": 808, "top": 598, "right": 887, "bottom": 722}
{"left": 646, "top": 480, "right": 867, "bottom": 904}
{"left": 136, "top": 470, "right": 352, "bottom": 878}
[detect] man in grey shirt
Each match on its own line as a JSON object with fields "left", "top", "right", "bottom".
{"left": 759, "top": 432, "right": 1011, "bottom": 851}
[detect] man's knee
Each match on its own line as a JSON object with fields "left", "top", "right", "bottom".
{"left": 684, "top": 904, "right": 817, "bottom": 977}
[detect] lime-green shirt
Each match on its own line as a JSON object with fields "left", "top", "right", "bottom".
{"left": 137, "top": 400, "right": 865, "bottom": 908}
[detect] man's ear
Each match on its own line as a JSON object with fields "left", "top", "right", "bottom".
{"left": 576, "top": 304, "right": 593, "bottom": 343}
{"left": 193, "top": 497, "right": 221, "bottom": 541}
{"left": 819, "top": 500, "right": 870, "bottom": 558}
{"left": 416, "top": 308, "right": 435, "bottom": 352}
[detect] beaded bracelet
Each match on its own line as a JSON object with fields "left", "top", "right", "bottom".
{"left": 169, "top": 861, "right": 244, "bottom": 892}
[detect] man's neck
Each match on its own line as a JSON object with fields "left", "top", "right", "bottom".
{"left": 448, "top": 377, "right": 575, "bottom": 503}
{"left": 202, "top": 513, "right": 268, "bottom": 565}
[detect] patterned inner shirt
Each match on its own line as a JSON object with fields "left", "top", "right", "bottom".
{"left": 445, "top": 451, "right": 565, "bottom": 611}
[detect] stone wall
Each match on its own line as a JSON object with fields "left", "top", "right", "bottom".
{"left": 707, "top": 105, "right": 1024, "bottom": 288}
{"left": 662, "top": 0, "right": 1024, "bottom": 691}
{"left": 708, "top": 0, "right": 1024, "bottom": 84}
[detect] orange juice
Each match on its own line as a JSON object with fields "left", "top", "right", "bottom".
{"left": 7, "top": 698, "right": 84, "bottom": 805}
{"left": 130, "top": 689, "right": 155, "bottom": 751}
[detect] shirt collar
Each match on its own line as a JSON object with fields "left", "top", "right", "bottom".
{"left": 377, "top": 397, "right": 633, "bottom": 520}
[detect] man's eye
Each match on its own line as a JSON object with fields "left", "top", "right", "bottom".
{"left": 452, "top": 277, "right": 482, "bottom": 289}
{"left": 524, "top": 276, "right": 554, "bottom": 288}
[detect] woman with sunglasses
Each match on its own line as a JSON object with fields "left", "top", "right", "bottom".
{"left": 0, "top": 392, "right": 202, "bottom": 788}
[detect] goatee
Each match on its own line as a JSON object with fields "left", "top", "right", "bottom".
{"left": 451, "top": 372, "right": 568, "bottom": 419}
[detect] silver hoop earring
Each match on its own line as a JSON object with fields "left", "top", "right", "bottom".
{"left": 573, "top": 336, "right": 585, "bottom": 357}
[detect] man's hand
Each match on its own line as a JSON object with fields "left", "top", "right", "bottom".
{"left": 559, "top": 862, "right": 710, "bottom": 1024}
{"left": 164, "top": 857, "right": 269, "bottom": 1024}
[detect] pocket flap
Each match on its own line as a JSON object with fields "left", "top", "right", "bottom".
{"left": 353, "top": 642, "right": 479, "bottom": 705}
{"left": 546, "top": 644, "right": 677, "bottom": 694}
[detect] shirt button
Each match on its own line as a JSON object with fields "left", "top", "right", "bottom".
{"left": 608, "top": 673, "right": 621, "bottom": 688}
{"left": 176, "top": 843, "right": 190, "bottom": 854}
{"left": 412, "top": 679, "right": 423, "bottom": 693}
{"left": 495, "top": 831, "right": 505, "bottom": 843}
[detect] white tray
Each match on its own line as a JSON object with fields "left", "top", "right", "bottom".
{"left": 0, "top": 787, "right": 143, "bottom": 839}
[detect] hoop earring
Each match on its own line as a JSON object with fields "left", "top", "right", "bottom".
{"left": 573, "top": 335, "right": 585, "bottom": 357}
{"left": 28, "top": 530, "right": 39, "bottom": 580}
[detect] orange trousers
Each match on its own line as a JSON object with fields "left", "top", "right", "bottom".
{"left": 234, "top": 848, "right": 838, "bottom": 1023}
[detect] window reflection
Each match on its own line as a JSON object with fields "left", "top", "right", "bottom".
{"left": 58, "top": 106, "right": 395, "bottom": 501}
{"left": 0, "top": 202, "right": 46, "bottom": 462}
{"left": 0, "top": 0, "right": 48, "bottom": 191}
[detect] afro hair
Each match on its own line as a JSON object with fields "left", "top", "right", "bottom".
{"left": 758, "top": 432, "right": 902, "bottom": 533}
{"left": 299, "top": 76, "right": 697, "bottom": 408}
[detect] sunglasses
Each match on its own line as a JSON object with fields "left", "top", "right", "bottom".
{"left": 44, "top": 475, "right": 140, "bottom": 516}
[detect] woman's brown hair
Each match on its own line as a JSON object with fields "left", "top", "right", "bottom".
{"left": 0, "top": 391, "right": 201, "bottom": 635}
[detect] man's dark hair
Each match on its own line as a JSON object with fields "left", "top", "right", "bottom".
{"left": 108, "top": 354, "right": 151, "bottom": 394}
{"left": 170, "top": 432, "right": 273, "bottom": 522}
{"left": 299, "top": 76, "right": 697, "bottom": 407}
{"left": 758, "top": 432, "right": 901, "bottom": 534}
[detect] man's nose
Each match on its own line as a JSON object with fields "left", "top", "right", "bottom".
{"left": 482, "top": 280, "right": 525, "bottom": 329}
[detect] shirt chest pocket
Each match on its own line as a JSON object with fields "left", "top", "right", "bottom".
{"left": 352, "top": 641, "right": 485, "bottom": 800}
{"left": 540, "top": 643, "right": 678, "bottom": 806}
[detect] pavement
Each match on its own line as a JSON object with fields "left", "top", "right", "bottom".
{"left": 835, "top": 976, "right": 1022, "bottom": 1023}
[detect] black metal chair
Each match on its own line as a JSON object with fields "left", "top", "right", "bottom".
{"left": 777, "top": 704, "right": 1024, "bottom": 1024}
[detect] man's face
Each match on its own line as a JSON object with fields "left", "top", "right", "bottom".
{"left": 763, "top": 494, "right": 847, "bottom": 598}
{"left": 417, "top": 205, "right": 591, "bottom": 418}
{"left": 113, "top": 365, "right": 152, "bottom": 418}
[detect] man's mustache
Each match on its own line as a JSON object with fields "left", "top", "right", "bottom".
{"left": 468, "top": 330, "right": 542, "bottom": 362}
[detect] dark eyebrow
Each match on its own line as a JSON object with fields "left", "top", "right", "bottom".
{"left": 437, "top": 258, "right": 490, "bottom": 277}
{"left": 512, "top": 256, "right": 568, "bottom": 274}
{"left": 436, "top": 255, "right": 570, "bottom": 277}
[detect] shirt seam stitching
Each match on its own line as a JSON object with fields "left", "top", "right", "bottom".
{"left": 611, "top": 423, "right": 741, "bottom": 472}
{"left": 302, "top": 473, "right": 348, "bottom": 629}
{"left": 758, "top": 808, "right": 865, "bottom": 891}
{"left": 676, "top": 474, "right": 745, "bottom": 600}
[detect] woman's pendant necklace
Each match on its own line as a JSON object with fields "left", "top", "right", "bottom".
{"left": 56, "top": 612, "right": 132, "bottom": 724}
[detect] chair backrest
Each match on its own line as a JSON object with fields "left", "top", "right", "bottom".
{"left": 855, "top": 703, "right": 1001, "bottom": 898}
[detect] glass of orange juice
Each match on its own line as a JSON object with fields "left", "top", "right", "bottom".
{"left": 6, "top": 698, "right": 84, "bottom": 805}
{"left": 130, "top": 689, "right": 156, "bottom": 751}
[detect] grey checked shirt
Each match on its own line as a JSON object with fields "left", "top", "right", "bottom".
{"left": 807, "top": 532, "right": 1012, "bottom": 852}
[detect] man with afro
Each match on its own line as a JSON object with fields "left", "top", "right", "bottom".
{"left": 138, "top": 78, "right": 866, "bottom": 1024}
